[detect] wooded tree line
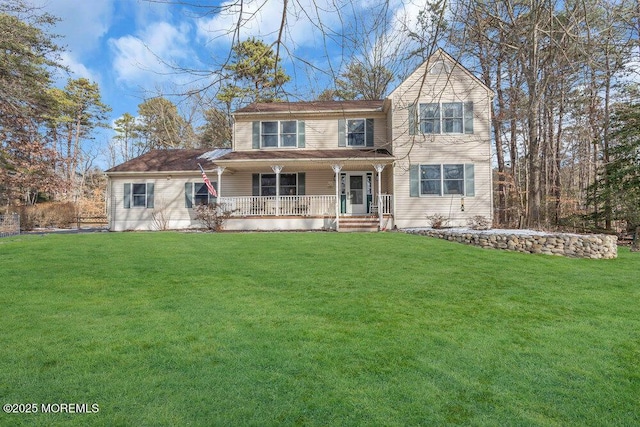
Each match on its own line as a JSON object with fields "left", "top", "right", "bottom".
{"left": 440, "top": 0, "right": 640, "bottom": 233}
{"left": 2, "top": 0, "right": 639, "bottom": 238}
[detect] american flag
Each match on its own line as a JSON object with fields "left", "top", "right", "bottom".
{"left": 198, "top": 163, "right": 217, "bottom": 197}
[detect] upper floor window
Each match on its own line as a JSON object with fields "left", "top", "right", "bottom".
{"left": 347, "top": 119, "right": 367, "bottom": 146}
{"left": 124, "top": 183, "right": 154, "bottom": 208}
{"left": 338, "top": 118, "right": 374, "bottom": 147}
{"left": 416, "top": 102, "right": 473, "bottom": 134}
{"left": 185, "top": 182, "right": 217, "bottom": 208}
{"left": 253, "top": 120, "right": 305, "bottom": 149}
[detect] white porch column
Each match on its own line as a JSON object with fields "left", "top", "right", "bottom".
{"left": 271, "top": 165, "right": 283, "bottom": 216}
{"left": 215, "top": 166, "right": 225, "bottom": 198}
{"left": 374, "top": 164, "right": 385, "bottom": 230}
{"left": 331, "top": 164, "right": 343, "bottom": 231}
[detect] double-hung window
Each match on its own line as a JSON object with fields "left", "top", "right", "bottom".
{"left": 252, "top": 173, "right": 306, "bottom": 196}
{"left": 418, "top": 102, "right": 473, "bottom": 134}
{"left": 410, "top": 164, "right": 475, "bottom": 197}
{"left": 347, "top": 119, "right": 366, "bottom": 146}
{"left": 124, "top": 183, "right": 154, "bottom": 208}
{"left": 185, "top": 182, "right": 217, "bottom": 208}
{"left": 338, "top": 118, "right": 374, "bottom": 147}
{"left": 253, "top": 120, "right": 305, "bottom": 148}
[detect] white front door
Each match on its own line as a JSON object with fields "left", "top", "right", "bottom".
{"left": 346, "top": 173, "right": 367, "bottom": 214}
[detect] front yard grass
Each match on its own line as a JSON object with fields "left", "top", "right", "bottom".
{"left": 0, "top": 232, "right": 638, "bottom": 426}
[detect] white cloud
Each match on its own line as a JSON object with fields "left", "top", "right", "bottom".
{"left": 36, "top": 0, "right": 115, "bottom": 55}
{"left": 59, "top": 52, "right": 100, "bottom": 83}
{"left": 195, "top": 0, "right": 343, "bottom": 49}
{"left": 109, "top": 21, "right": 193, "bottom": 86}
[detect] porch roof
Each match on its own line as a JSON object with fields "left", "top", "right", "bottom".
{"left": 213, "top": 148, "right": 394, "bottom": 171}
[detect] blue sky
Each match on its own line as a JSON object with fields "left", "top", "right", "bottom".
{"left": 35, "top": 0, "right": 429, "bottom": 167}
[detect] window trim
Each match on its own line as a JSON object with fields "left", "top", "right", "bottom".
{"left": 418, "top": 101, "right": 473, "bottom": 135}
{"left": 252, "top": 172, "right": 306, "bottom": 196}
{"left": 124, "top": 182, "right": 154, "bottom": 209}
{"left": 338, "top": 118, "right": 374, "bottom": 147}
{"left": 346, "top": 118, "right": 366, "bottom": 147}
{"left": 410, "top": 164, "right": 475, "bottom": 197}
{"left": 255, "top": 120, "right": 303, "bottom": 148}
{"left": 185, "top": 181, "right": 217, "bottom": 208}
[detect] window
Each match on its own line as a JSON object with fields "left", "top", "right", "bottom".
{"left": 347, "top": 119, "right": 365, "bottom": 146}
{"left": 252, "top": 173, "right": 306, "bottom": 196}
{"left": 419, "top": 104, "right": 440, "bottom": 134}
{"left": 253, "top": 120, "right": 304, "bottom": 148}
{"left": 418, "top": 102, "right": 473, "bottom": 134}
{"left": 410, "top": 164, "right": 475, "bottom": 197}
{"left": 185, "top": 182, "right": 217, "bottom": 208}
{"left": 338, "top": 118, "right": 374, "bottom": 147}
{"left": 124, "top": 183, "right": 154, "bottom": 208}
{"left": 442, "top": 102, "right": 463, "bottom": 133}
{"left": 261, "top": 121, "right": 279, "bottom": 147}
{"left": 260, "top": 173, "right": 297, "bottom": 196}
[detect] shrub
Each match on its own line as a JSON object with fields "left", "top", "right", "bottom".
{"left": 194, "top": 203, "right": 236, "bottom": 232}
{"left": 426, "top": 213, "right": 449, "bottom": 229}
{"left": 467, "top": 215, "right": 491, "bottom": 230}
{"left": 18, "top": 202, "right": 77, "bottom": 230}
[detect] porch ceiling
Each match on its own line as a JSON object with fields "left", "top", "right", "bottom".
{"left": 214, "top": 149, "right": 394, "bottom": 172}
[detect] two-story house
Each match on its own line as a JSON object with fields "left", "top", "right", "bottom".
{"left": 105, "top": 50, "right": 493, "bottom": 231}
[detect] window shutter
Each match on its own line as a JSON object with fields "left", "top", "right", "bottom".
{"left": 297, "top": 173, "right": 305, "bottom": 195}
{"left": 366, "top": 119, "right": 374, "bottom": 147}
{"left": 465, "top": 164, "right": 475, "bottom": 196}
{"left": 185, "top": 183, "right": 193, "bottom": 208}
{"left": 338, "top": 119, "right": 346, "bottom": 147}
{"left": 297, "top": 121, "right": 305, "bottom": 148}
{"left": 409, "top": 165, "right": 419, "bottom": 197}
{"left": 252, "top": 174, "right": 260, "bottom": 196}
{"left": 464, "top": 102, "right": 474, "bottom": 134}
{"left": 252, "top": 121, "right": 260, "bottom": 149}
{"left": 124, "top": 183, "right": 131, "bottom": 209}
{"left": 408, "top": 104, "right": 417, "bottom": 135}
{"left": 146, "top": 183, "right": 154, "bottom": 208}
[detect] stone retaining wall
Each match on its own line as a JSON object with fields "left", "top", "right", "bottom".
{"left": 404, "top": 228, "right": 618, "bottom": 259}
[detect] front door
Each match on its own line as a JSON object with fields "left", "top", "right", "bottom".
{"left": 347, "top": 173, "right": 366, "bottom": 214}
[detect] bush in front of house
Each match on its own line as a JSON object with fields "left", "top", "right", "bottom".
{"left": 194, "top": 203, "right": 236, "bottom": 232}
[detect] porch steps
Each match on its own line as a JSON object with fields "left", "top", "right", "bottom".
{"left": 338, "top": 216, "right": 379, "bottom": 232}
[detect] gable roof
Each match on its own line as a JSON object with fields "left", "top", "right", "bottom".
{"left": 388, "top": 48, "right": 493, "bottom": 98}
{"left": 105, "top": 149, "right": 230, "bottom": 173}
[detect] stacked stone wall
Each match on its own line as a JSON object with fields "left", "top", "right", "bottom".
{"left": 404, "top": 229, "right": 617, "bottom": 259}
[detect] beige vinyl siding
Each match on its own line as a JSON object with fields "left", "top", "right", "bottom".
{"left": 233, "top": 114, "right": 388, "bottom": 152}
{"left": 389, "top": 53, "right": 493, "bottom": 227}
{"left": 109, "top": 175, "right": 220, "bottom": 231}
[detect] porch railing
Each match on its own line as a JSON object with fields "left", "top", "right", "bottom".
{"left": 218, "top": 195, "right": 393, "bottom": 217}
{"left": 380, "top": 194, "right": 393, "bottom": 215}
{"left": 219, "top": 195, "right": 336, "bottom": 217}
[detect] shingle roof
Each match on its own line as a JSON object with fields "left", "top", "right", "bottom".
{"left": 215, "top": 148, "right": 392, "bottom": 161}
{"left": 105, "top": 148, "right": 393, "bottom": 173}
{"left": 234, "top": 100, "right": 385, "bottom": 114}
{"left": 105, "top": 149, "right": 230, "bottom": 173}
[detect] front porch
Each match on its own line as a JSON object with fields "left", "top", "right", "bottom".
{"left": 219, "top": 194, "right": 393, "bottom": 217}
{"left": 217, "top": 195, "right": 393, "bottom": 231}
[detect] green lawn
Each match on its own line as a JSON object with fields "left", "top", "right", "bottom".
{"left": 0, "top": 232, "right": 638, "bottom": 426}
